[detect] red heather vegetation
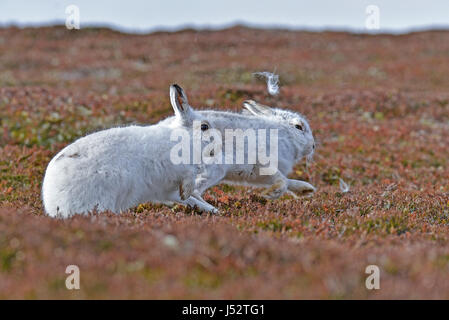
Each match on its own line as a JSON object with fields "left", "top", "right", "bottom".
{"left": 0, "top": 26, "right": 448, "bottom": 299}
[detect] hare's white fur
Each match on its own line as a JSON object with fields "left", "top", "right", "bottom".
{"left": 43, "top": 85, "right": 315, "bottom": 217}
{"left": 42, "top": 84, "right": 217, "bottom": 218}
{"left": 191, "top": 100, "right": 316, "bottom": 199}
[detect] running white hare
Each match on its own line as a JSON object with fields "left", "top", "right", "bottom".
{"left": 192, "top": 100, "right": 316, "bottom": 199}
{"left": 42, "top": 84, "right": 217, "bottom": 218}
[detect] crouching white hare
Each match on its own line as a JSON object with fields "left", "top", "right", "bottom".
{"left": 193, "top": 100, "right": 316, "bottom": 199}
{"left": 42, "top": 84, "right": 217, "bottom": 218}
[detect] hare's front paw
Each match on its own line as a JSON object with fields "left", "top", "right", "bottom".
{"left": 209, "top": 206, "right": 219, "bottom": 215}
{"left": 288, "top": 179, "right": 316, "bottom": 196}
{"left": 184, "top": 196, "right": 219, "bottom": 214}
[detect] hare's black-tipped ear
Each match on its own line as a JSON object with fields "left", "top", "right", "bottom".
{"left": 242, "top": 100, "right": 273, "bottom": 116}
{"left": 170, "top": 84, "right": 192, "bottom": 123}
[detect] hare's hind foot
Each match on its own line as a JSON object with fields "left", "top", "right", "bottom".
{"left": 288, "top": 179, "right": 316, "bottom": 196}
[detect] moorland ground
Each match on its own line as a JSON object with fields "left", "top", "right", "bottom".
{"left": 0, "top": 26, "right": 448, "bottom": 299}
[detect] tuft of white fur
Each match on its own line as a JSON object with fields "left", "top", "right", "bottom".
{"left": 253, "top": 71, "right": 280, "bottom": 96}
{"left": 42, "top": 84, "right": 218, "bottom": 218}
{"left": 339, "top": 178, "right": 350, "bottom": 193}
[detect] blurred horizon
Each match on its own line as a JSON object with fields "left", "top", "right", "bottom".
{"left": 1, "top": 0, "right": 449, "bottom": 34}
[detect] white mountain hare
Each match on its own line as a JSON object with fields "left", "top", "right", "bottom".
{"left": 42, "top": 84, "right": 218, "bottom": 218}
{"left": 191, "top": 100, "right": 316, "bottom": 199}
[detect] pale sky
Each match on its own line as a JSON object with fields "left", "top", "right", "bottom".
{"left": 1, "top": 0, "right": 448, "bottom": 33}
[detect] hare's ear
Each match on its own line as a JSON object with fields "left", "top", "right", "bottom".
{"left": 170, "top": 84, "right": 192, "bottom": 123}
{"left": 241, "top": 109, "right": 253, "bottom": 115}
{"left": 242, "top": 100, "right": 274, "bottom": 117}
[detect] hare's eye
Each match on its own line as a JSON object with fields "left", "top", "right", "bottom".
{"left": 201, "top": 123, "right": 209, "bottom": 131}
{"left": 295, "top": 124, "right": 304, "bottom": 131}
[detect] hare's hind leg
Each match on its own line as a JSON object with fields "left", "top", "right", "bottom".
{"left": 287, "top": 179, "right": 316, "bottom": 196}
{"left": 259, "top": 171, "right": 289, "bottom": 199}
